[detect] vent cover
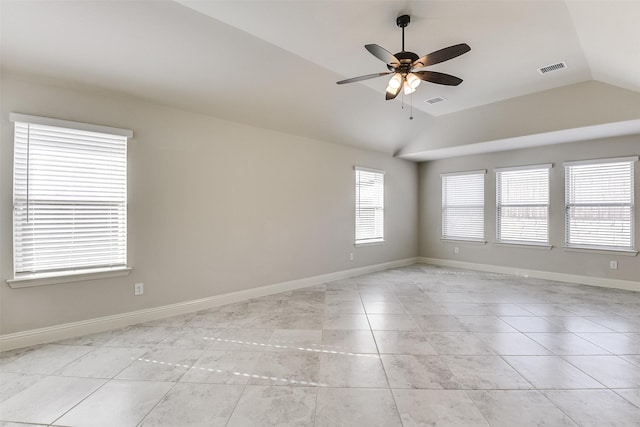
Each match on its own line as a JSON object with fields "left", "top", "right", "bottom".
{"left": 425, "top": 96, "right": 447, "bottom": 105}
{"left": 538, "top": 62, "right": 567, "bottom": 74}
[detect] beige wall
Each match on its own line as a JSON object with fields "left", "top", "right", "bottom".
{"left": 3, "top": 72, "right": 638, "bottom": 337}
{"left": 419, "top": 137, "right": 640, "bottom": 282}
{"left": 0, "top": 75, "right": 419, "bottom": 335}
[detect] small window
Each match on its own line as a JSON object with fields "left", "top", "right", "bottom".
{"left": 355, "top": 167, "right": 384, "bottom": 245}
{"left": 564, "top": 156, "right": 637, "bottom": 251}
{"left": 496, "top": 165, "right": 551, "bottom": 245}
{"left": 11, "top": 113, "right": 132, "bottom": 279}
{"left": 441, "top": 170, "right": 485, "bottom": 241}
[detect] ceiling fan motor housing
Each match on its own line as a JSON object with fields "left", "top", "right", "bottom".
{"left": 387, "top": 51, "right": 420, "bottom": 72}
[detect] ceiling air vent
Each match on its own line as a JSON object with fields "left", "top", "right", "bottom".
{"left": 538, "top": 62, "right": 567, "bottom": 74}
{"left": 425, "top": 96, "right": 447, "bottom": 105}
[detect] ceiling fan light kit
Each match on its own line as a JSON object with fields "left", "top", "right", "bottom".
{"left": 388, "top": 73, "right": 403, "bottom": 89}
{"left": 337, "top": 14, "right": 470, "bottom": 101}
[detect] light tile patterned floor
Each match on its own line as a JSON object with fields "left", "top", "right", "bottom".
{"left": 1, "top": 264, "right": 640, "bottom": 426}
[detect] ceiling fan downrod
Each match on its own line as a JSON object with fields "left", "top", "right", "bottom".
{"left": 396, "top": 15, "right": 410, "bottom": 52}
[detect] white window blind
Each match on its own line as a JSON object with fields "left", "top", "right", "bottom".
{"left": 355, "top": 167, "right": 384, "bottom": 244}
{"left": 441, "top": 170, "right": 485, "bottom": 241}
{"left": 564, "top": 157, "right": 637, "bottom": 251}
{"left": 11, "top": 114, "right": 131, "bottom": 277}
{"left": 496, "top": 165, "right": 550, "bottom": 244}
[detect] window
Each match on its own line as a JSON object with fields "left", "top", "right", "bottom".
{"left": 355, "top": 167, "right": 384, "bottom": 244}
{"left": 11, "top": 113, "right": 132, "bottom": 279}
{"left": 441, "top": 170, "right": 485, "bottom": 241}
{"left": 496, "top": 164, "right": 550, "bottom": 245}
{"left": 564, "top": 156, "right": 637, "bottom": 251}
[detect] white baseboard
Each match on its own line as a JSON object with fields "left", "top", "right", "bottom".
{"left": 418, "top": 257, "right": 640, "bottom": 292}
{"left": 0, "top": 257, "right": 418, "bottom": 352}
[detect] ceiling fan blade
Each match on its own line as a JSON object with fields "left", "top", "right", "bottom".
{"left": 412, "top": 43, "right": 471, "bottom": 68}
{"left": 336, "top": 72, "right": 392, "bottom": 85}
{"left": 414, "top": 70, "right": 463, "bottom": 86}
{"left": 365, "top": 44, "right": 401, "bottom": 67}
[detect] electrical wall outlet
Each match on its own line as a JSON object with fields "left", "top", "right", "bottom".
{"left": 609, "top": 260, "right": 618, "bottom": 270}
{"left": 349, "top": 252, "right": 354, "bottom": 261}
{"left": 134, "top": 283, "right": 144, "bottom": 296}
{"left": 454, "top": 247, "right": 459, "bottom": 254}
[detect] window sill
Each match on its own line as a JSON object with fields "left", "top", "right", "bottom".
{"left": 7, "top": 267, "right": 133, "bottom": 288}
{"left": 355, "top": 240, "right": 384, "bottom": 247}
{"left": 495, "top": 242, "right": 553, "bottom": 250}
{"left": 562, "top": 247, "right": 638, "bottom": 257}
{"left": 441, "top": 238, "right": 487, "bottom": 245}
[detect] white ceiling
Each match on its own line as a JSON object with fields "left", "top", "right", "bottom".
{"left": 2, "top": 0, "right": 639, "bottom": 160}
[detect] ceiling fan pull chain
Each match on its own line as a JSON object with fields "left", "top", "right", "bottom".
{"left": 410, "top": 93, "right": 414, "bottom": 120}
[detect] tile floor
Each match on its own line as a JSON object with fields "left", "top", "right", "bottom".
{"left": 1, "top": 264, "right": 640, "bottom": 426}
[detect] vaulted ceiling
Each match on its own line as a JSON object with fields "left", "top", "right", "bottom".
{"left": 2, "top": 0, "right": 639, "bottom": 161}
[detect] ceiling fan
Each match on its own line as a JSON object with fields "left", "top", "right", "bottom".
{"left": 337, "top": 15, "right": 470, "bottom": 100}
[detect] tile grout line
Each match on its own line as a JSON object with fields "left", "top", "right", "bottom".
{"left": 360, "top": 279, "right": 405, "bottom": 426}
{"left": 134, "top": 341, "right": 203, "bottom": 426}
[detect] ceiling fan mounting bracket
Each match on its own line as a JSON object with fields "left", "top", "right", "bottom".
{"left": 396, "top": 15, "right": 410, "bottom": 28}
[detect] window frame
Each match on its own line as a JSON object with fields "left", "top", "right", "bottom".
{"left": 354, "top": 166, "right": 385, "bottom": 246}
{"left": 563, "top": 156, "right": 637, "bottom": 252}
{"left": 495, "top": 164, "right": 551, "bottom": 246}
{"left": 441, "top": 170, "right": 486, "bottom": 242}
{"left": 8, "top": 113, "right": 132, "bottom": 287}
